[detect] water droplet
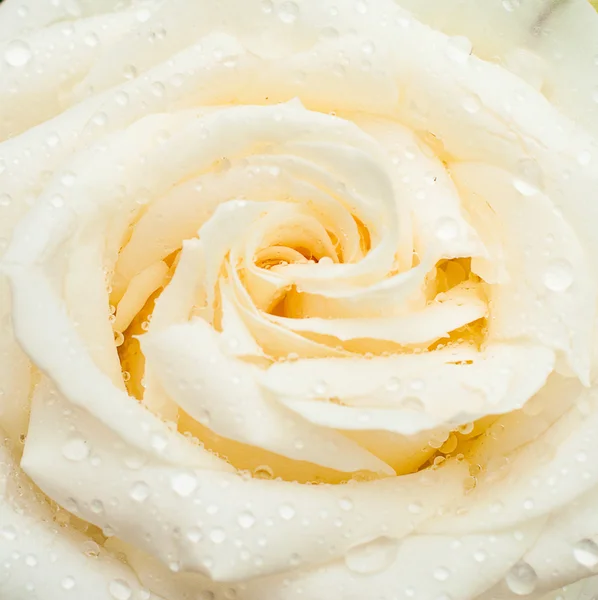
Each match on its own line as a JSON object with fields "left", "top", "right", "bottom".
{"left": 354, "top": 0, "right": 368, "bottom": 14}
{"left": 462, "top": 96, "right": 481, "bottom": 114}
{"left": 502, "top": 0, "right": 520, "bottom": 11}
{"left": 573, "top": 539, "right": 598, "bottom": 568}
{"left": 279, "top": 504, "right": 296, "bottom": 520}
{"left": 90, "top": 499, "right": 104, "bottom": 514}
{"left": 210, "top": 527, "right": 226, "bottom": 544}
{"left": 123, "top": 65, "right": 138, "bottom": 80}
{"left": 345, "top": 537, "right": 399, "bottom": 574}
{"left": 435, "top": 217, "right": 459, "bottom": 241}
{"left": 385, "top": 377, "right": 400, "bottom": 392}
{"left": 543, "top": 260, "right": 574, "bottom": 292}
{"left": 114, "top": 331, "right": 125, "bottom": 347}
{"left": 339, "top": 498, "right": 353, "bottom": 511}
{"left": 124, "top": 454, "right": 146, "bottom": 470}
{"left": 61, "top": 576, "right": 76, "bottom": 590}
{"left": 474, "top": 550, "right": 488, "bottom": 563}
{"left": 456, "top": 422, "right": 474, "bottom": 435}
{"left": 506, "top": 561, "right": 538, "bottom": 595}
{"left": 171, "top": 472, "right": 198, "bottom": 497}
{"left": 130, "top": 481, "right": 150, "bottom": 503}
{"left": 61, "top": 172, "right": 77, "bottom": 187}
{"left": 261, "top": 0, "right": 274, "bottom": 13}
{"left": 151, "top": 81, "right": 165, "bottom": 97}
{"left": 440, "top": 434, "right": 458, "bottom": 454}
{"left": 5, "top": 40, "right": 32, "bottom": 67}
{"left": 362, "top": 41, "right": 375, "bottom": 55}
{"left": 254, "top": 465, "right": 274, "bottom": 479}
{"left": 82, "top": 540, "right": 100, "bottom": 557}
{"left": 578, "top": 150, "right": 592, "bottom": 167}
{"left": 238, "top": 511, "right": 256, "bottom": 529}
{"left": 312, "top": 380, "right": 329, "bottom": 396}
{"left": 446, "top": 36, "right": 472, "bottom": 63}
{"left": 223, "top": 55, "right": 238, "bottom": 68}
{"left": 62, "top": 437, "right": 89, "bottom": 462}
{"left": 408, "top": 502, "right": 422, "bottom": 514}
{"left": 186, "top": 527, "right": 203, "bottom": 543}
{"left": 50, "top": 194, "right": 65, "bottom": 208}
{"left": 400, "top": 397, "right": 424, "bottom": 412}
{"left": 150, "top": 432, "right": 167, "bottom": 452}
{"left": 136, "top": 8, "right": 152, "bottom": 22}
{"left": 433, "top": 566, "right": 450, "bottom": 582}
{"left": 109, "top": 579, "right": 132, "bottom": 600}
{"left": 91, "top": 112, "right": 108, "bottom": 127}
{"left": 576, "top": 451, "right": 588, "bottom": 463}
{"left": 114, "top": 91, "right": 129, "bottom": 106}
{"left": 277, "top": 1, "right": 299, "bottom": 23}
{"left": 0, "top": 193, "right": 11, "bottom": 207}
{"left": 84, "top": 32, "right": 99, "bottom": 47}
{"left": 513, "top": 178, "right": 539, "bottom": 197}
{"left": 1, "top": 525, "right": 17, "bottom": 541}
{"left": 25, "top": 554, "right": 37, "bottom": 567}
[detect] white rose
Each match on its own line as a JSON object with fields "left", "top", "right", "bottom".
{"left": 1, "top": 0, "right": 598, "bottom": 598}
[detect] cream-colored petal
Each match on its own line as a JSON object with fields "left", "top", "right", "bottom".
{"left": 64, "top": 233, "right": 124, "bottom": 389}
{"left": 219, "top": 279, "right": 265, "bottom": 358}
{"left": 0, "top": 281, "right": 31, "bottom": 451}
{"left": 0, "top": 436, "right": 161, "bottom": 600}
{"left": 7, "top": 266, "right": 230, "bottom": 470}
{"left": 267, "top": 282, "right": 486, "bottom": 346}
{"left": 263, "top": 343, "right": 554, "bottom": 430}
{"left": 394, "top": 0, "right": 598, "bottom": 136}
{"left": 485, "top": 484, "right": 598, "bottom": 597}
{"left": 143, "top": 318, "right": 393, "bottom": 475}
{"left": 241, "top": 522, "right": 543, "bottom": 600}
{"left": 141, "top": 239, "right": 206, "bottom": 421}
{"left": 453, "top": 162, "right": 596, "bottom": 383}
{"left": 113, "top": 261, "right": 168, "bottom": 334}
{"left": 350, "top": 113, "right": 485, "bottom": 260}
{"left": 0, "top": 8, "right": 143, "bottom": 140}
{"left": 424, "top": 386, "right": 598, "bottom": 536}
{"left": 227, "top": 263, "right": 352, "bottom": 359}
{"left": 22, "top": 385, "right": 468, "bottom": 582}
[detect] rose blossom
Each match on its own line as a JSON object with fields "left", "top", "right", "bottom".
{"left": 1, "top": 0, "right": 598, "bottom": 598}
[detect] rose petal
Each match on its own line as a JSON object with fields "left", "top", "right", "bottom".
{"left": 266, "top": 282, "right": 487, "bottom": 346}
{"left": 453, "top": 162, "right": 596, "bottom": 383}
{"left": 0, "top": 436, "right": 159, "bottom": 600}
{"left": 263, "top": 342, "right": 555, "bottom": 430}
{"left": 240, "top": 523, "right": 543, "bottom": 600}
{"left": 22, "top": 385, "right": 469, "bottom": 582}
{"left": 142, "top": 318, "right": 394, "bottom": 475}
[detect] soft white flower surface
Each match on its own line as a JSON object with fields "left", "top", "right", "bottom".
{"left": 0, "top": 0, "right": 598, "bottom": 598}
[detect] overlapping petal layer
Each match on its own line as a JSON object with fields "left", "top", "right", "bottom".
{"left": 1, "top": 0, "right": 598, "bottom": 599}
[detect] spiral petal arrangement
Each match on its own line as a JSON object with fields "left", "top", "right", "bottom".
{"left": 1, "top": 1, "right": 598, "bottom": 599}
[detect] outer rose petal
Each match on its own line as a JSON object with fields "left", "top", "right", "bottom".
{"left": 394, "top": 0, "right": 598, "bottom": 136}
{"left": 239, "top": 522, "right": 544, "bottom": 600}
{"left": 22, "top": 382, "right": 469, "bottom": 582}
{"left": 0, "top": 438, "right": 161, "bottom": 600}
